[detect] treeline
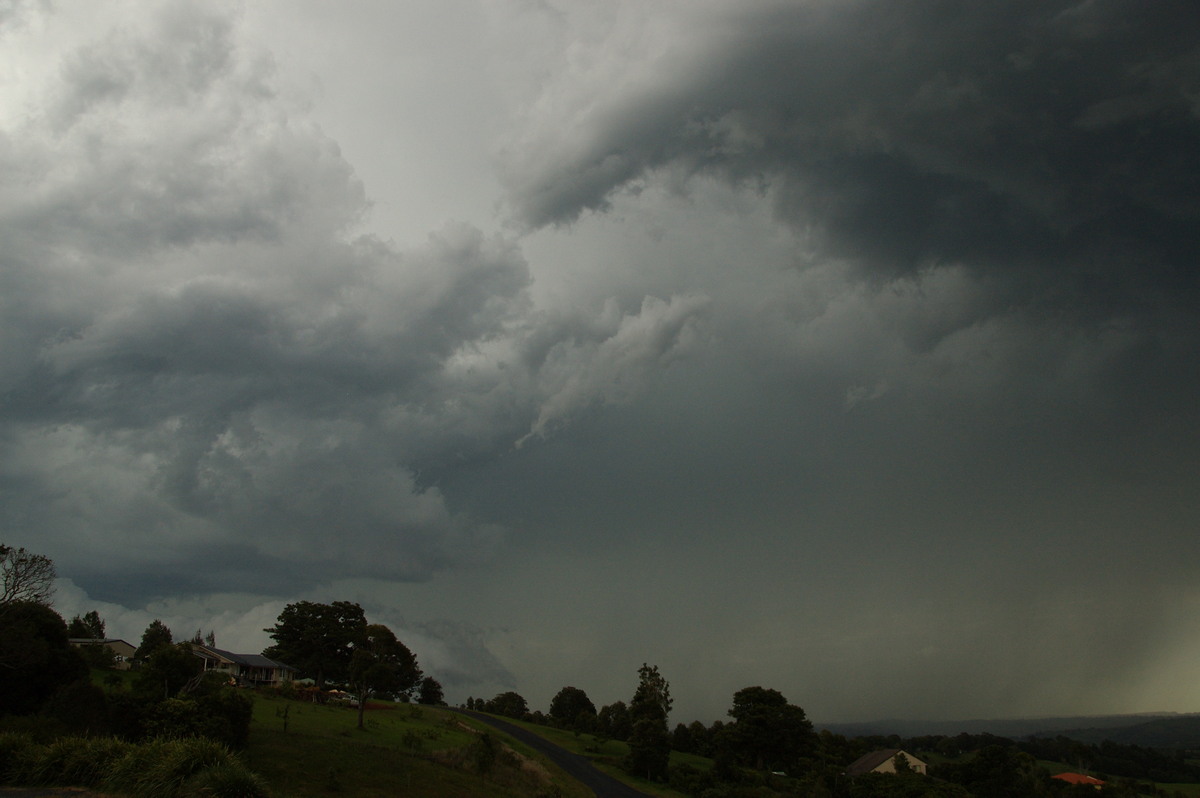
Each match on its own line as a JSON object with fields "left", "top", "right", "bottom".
{"left": 462, "top": 680, "right": 1200, "bottom": 797}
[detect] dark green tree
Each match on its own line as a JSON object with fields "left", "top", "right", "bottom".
{"left": 726, "top": 685, "right": 815, "bottom": 773}
{"left": 625, "top": 663, "right": 672, "bottom": 782}
{"left": 0, "top": 543, "right": 56, "bottom": 607}
{"left": 347, "top": 623, "right": 422, "bottom": 729}
{"left": 549, "top": 685, "right": 597, "bottom": 727}
{"left": 135, "top": 619, "right": 174, "bottom": 660}
{"left": 598, "top": 700, "right": 632, "bottom": 740}
{"left": 417, "top": 675, "right": 446, "bottom": 706}
{"left": 486, "top": 691, "right": 529, "bottom": 718}
{"left": 68, "top": 610, "right": 106, "bottom": 639}
{"left": 135, "top": 642, "right": 202, "bottom": 699}
{"left": 263, "top": 600, "right": 366, "bottom": 688}
{"left": 0, "top": 601, "right": 89, "bottom": 714}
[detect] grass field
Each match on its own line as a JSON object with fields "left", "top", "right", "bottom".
{"left": 244, "top": 693, "right": 593, "bottom": 797}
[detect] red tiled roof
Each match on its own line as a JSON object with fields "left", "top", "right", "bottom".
{"left": 1052, "top": 772, "right": 1105, "bottom": 785}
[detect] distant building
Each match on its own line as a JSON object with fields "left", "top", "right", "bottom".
{"left": 845, "top": 749, "right": 929, "bottom": 777}
{"left": 191, "top": 644, "right": 297, "bottom": 687}
{"left": 1052, "top": 772, "right": 1105, "bottom": 788}
{"left": 68, "top": 638, "right": 137, "bottom": 670}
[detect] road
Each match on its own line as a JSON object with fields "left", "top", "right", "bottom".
{"left": 452, "top": 710, "right": 652, "bottom": 798}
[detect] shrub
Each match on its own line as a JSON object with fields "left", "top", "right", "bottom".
{"left": 106, "top": 736, "right": 230, "bottom": 797}
{"left": 0, "top": 732, "right": 38, "bottom": 784}
{"left": 27, "top": 736, "right": 129, "bottom": 788}
{"left": 178, "top": 760, "right": 270, "bottom": 798}
{"left": 41, "top": 679, "right": 111, "bottom": 735}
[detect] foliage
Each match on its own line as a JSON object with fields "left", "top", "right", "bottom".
{"left": 77, "top": 642, "right": 118, "bottom": 669}
{"left": 135, "top": 642, "right": 203, "bottom": 699}
{"left": 726, "top": 685, "right": 815, "bottom": 773}
{"left": 598, "top": 700, "right": 632, "bottom": 741}
{"left": 263, "top": 600, "right": 366, "bottom": 687}
{"left": 625, "top": 663, "right": 672, "bottom": 782}
{"left": 67, "top": 610, "right": 106, "bottom": 639}
{"left": 0, "top": 601, "right": 88, "bottom": 715}
{"left": 41, "top": 678, "right": 110, "bottom": 736}
{"left": 136, "top": 619, "right": 175, "bottom": 660}
{"left": 484, "top": 691, "right": 530, "bottom": 719}
{"left": 347, "top": 622, "right": 422, "bottom": 729}
{"left": 177, "top": 759, "right": 269, "bottom": 797}
{"left": 550, "top": 685, "right": 597, "bottom": 728}
{"left": 933, "top": 743, "right": 1057, "bottom": 797}
{"left": 0, "top": 544, "right": 56, "bottom": 607}
{"left": 0, "top": 732, "right": 264, "bottom": 798}
{"left": 140, "top": 691, "right": 254, "bottom": 750}
{"left": 418, "top": 675, "right": 446, "bottom": 706}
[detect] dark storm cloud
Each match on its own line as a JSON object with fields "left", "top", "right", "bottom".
{"left": 0, "top": 3, "right": 707, "bottom": 602}
{"left": 504, "top": 0, "right": 1200, "bottom": 314}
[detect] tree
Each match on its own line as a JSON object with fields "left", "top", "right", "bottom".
{"left": 485, "top": 691, "right": 528, "bottom": 719}
{"left": 549, "top": 686, "right": 597, "bottom": 728}
{"left": 136, "top": 619, "right": 174, "bottom": 660}
{"left": 417, "top": 676, "right": 445, "bottom": 706}
{"left": 0, "top": 544, "right": 56, "bottom": 607}
{"left": 68, "top": 610, "right": 106, "bottom": 639}
{"left": 726, "top": 686, "right": 816, "bottom": 773}
{"left": 135, "top": 642, "right": 203, "bottom": 700}
{"left": 0, "top": 601, "right": 89, "bottom": 715}
{"left": 598, "top": 700, "right": 632, "bottom": 741}
{"left": 347, "top": 623, "right": 422, "bottom": 729}
{"left": 625, "top": 663, "right": 672, "bottom": 781}
{"left": 263, "top": 600, "right": 366, "bottom": 688}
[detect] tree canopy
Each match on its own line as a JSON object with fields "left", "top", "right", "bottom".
{"left": 135, "top": 619, "right": 174, "bottom": 660}
{"left": 263, "top": 600, "right": 366, "bottom": 688}
{"left": 549, "top": 685, "right": 596, "bottom": 727}
{"left": 68, "top": 610, "right": 106, "bottom": 639}
{"left": 0, "top": 543, "right": 56, "bottom": 607}
{"left": 625, "top": 663, "right": 672, "bottom": 781}
{"left": 726, "top": 685, "right": 815, "bottom": 773}
{"left": 347, "top": 623, "right": 422, "bottom": 729}
{"left": 0, "top": 601, "right": 88, "bottom": 715}
{"left": 417, "top": 676, "right": 446, "bottom": 706}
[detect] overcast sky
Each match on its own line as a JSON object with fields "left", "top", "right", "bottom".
{"left": 3, "top": 0, "right": 1199, "bottom": 726}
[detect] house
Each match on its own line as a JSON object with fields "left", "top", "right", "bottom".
{"left": 191, "top": 644, "right": 297, "bottom": 688}
{"left": 68, "top": 638, "right": 137, "bottom": 670}
{"left": 1052, "top": 772, "right": 1105, "bottom": 788}
{"left": 845, "top": 749, "right": 929, "bottom": 777}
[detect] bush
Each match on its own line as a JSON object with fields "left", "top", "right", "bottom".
{"left": 106, "top": 736, "right": 232, "bottom": 797}
{"left": 26, "top": 736, "right": 129, "bottom": 788}
{"left": 0, "top": 732, "right": 38, "bottom": 784}
{"left": 41, "top": 678, "right": 111, "bottom": 735}
{"left": 178, "top": 760, "right": 270, "bottom": 798}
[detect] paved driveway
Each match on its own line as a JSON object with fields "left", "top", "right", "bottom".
{"left": 453, "top": 709, "right": 652, "bottom": 798}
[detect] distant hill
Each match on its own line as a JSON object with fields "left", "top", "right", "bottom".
{"left": 1032, "top": 714, "right": 1200, "bottom": 749}
{"left": 818, "top": 713, "right": 1195, "bottom": 742}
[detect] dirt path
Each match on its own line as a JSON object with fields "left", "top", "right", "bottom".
{"left": 452, "top": 709, "right": 652, "bottom": 798}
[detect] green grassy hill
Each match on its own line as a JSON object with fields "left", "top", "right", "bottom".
{"left": 244, "top": 694, "right": 594, "bottom": 797}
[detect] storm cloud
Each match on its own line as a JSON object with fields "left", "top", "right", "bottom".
{"left": 5, "top": 1, "right": 1199, "bottom": 722}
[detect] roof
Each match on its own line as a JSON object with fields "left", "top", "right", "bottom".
{"left": 1052, "top": 772, "right": 1105, "bottom": 786}
{"left": 192, "top": 644, "right": 296, "bottom": 671}
{"left": 69, "top": 638, "right": 135, "bottom": 647}
{"left": 845, "top": 749, "right": 925, "bottom": 776}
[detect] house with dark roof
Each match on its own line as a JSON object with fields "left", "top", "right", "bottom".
{"left": 68, "top": 638, "right": 137, "bottom": 670}
{"left": 845, "top": 748, "right": 928, "bottom": 777}
{"left": 191, "top": 644, "right": 296, "bottom": 687}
